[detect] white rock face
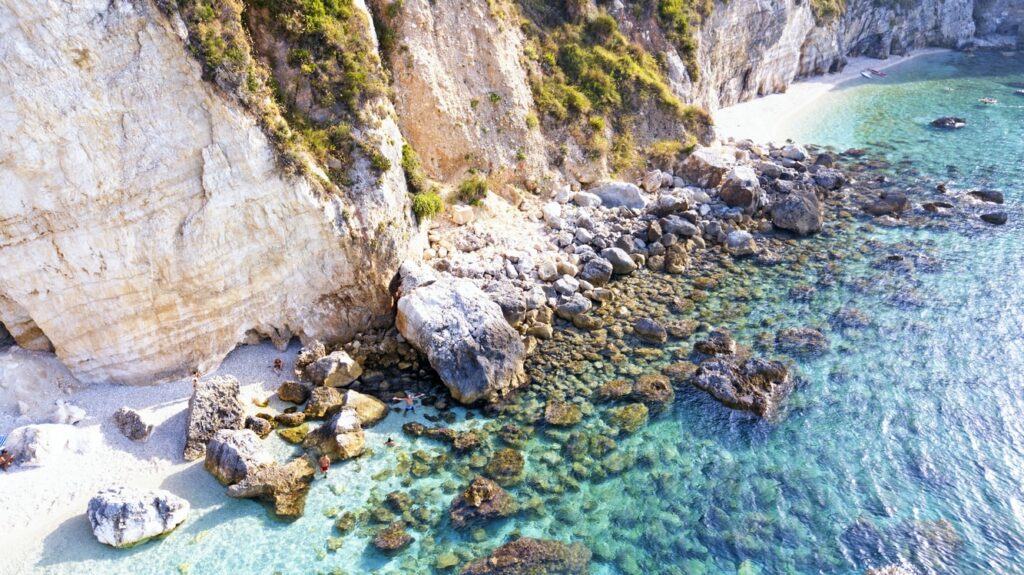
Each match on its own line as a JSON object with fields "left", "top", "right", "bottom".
{"left": 0, "top": 0, "right": 415, "bottom": 386}
{"left": 6, "top": 423, "right": 99, "bottom": 467}
{"left": 87, "top": 487, "right": 190, "bottom": 548}
{"left": 374, "top": 0, "right": 547, "bottom": 183}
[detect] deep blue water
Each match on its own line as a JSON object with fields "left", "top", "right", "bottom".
{"left": 29, "top": 51, "right": 1024, "bottom": 575}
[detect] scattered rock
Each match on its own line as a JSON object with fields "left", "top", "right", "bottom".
{"left": 981, "top": 211, "right": 1007, "bottom": 225}
{"left": 204, "top": 429, "right": 275, "bottom": 486}
{"left": 725, "top": 230, "right": 758, "bottom": 256}
{"left": 302, "top": 408, "right": 366, "bottom": 460}
{"left": 87, "top": 487, "right": 189, "bottom": 548}
{"left": 112, "top": 407, "right": 154, "bottom": 442}
{"left": 863, "top": 192, "right": 910, "bottom": 217}
{"left": 450, "top": 476, "right": 518, "bottom": 528}
{"left": 594, "top": 379, "right": 633, "bottom": 402}
{"left": 451, "top": 205, "right": 476, "bottom": 225}
{"left": 304, "top": 386, "right": 344, "bottom": 419}
{"left": 341, "top": 390, "right": 388, "bottom": 427}
{"left": 556, "top": 293, "right": 592, "bottom": 320}
{"left": 601, "top": 247, "right": 638, "bottom": 274}
{"left": 679, "top": 147, "right": 732, "bottom": 188}
{"left": 775, "top": 327, "right": 830, "bottom": 355}
{"left": 183, "top": 376, "right": 244, "bottom": 461}
{"left": 719, "top": 166, "right": 763, "bottom": 210}
{"left": 830, "top": 307, "right": 871, "bottom": 329}
{"left": 485, "top": 448, "right": 525, "bottom": 486}
{"left": 781, "top": 144, "right": 808, "bottom": 160}
{"left": 226, "top": 456, "right": 316, "bottom": 519}
{"left": 397, "top": 264, "right": 526, "bottom": 404}
{"left": 695, "top": 328, "right": 736, "bottom": 356}
{"left": 690, "top": 357, "right": 794, "bottom": 420}
{"left": 579, "top": 257, "right": 613, "bottom": 287}
{"left": 306, "top": 350, "right": 363, "bottom": 388}
{"left": 589, "top": 181, "right": 646, "bottom": 209}
{"left": 544, "top": 400, "right": 583, "bottom": 426}
{"left": 633, "top": 318, "right": 668, "bottom": 344}
{"left": 631, "top": 374, "right": 674, "bottom": 411}
{"left": 277, "top": 422, "right": 310, "bottom": 444}
{"left": 572, "top": 191, "right": 602, "bottom": 208}
{"left": 277, "top": 381, "right": 311, "bottom": 404}
{"left": 606, "top": 403, "right": 649, "bottom": 433}
{"left": 460, "top": 537, "right": 591, "bottom": 575}
{"left": 968, "top": 190, "right": 1004, "bottom": 204}
{"left": 373, "top": 521, "right": 413, "bottom": 553}
{"left": 771, "top": 191, "right": 824, "bottom": 235}
{"left": 244, "top": 415, "right": 273, "bottom": 439}
{"left": 930, "top": 116, "right": 966, "bottom": 129}
{"left": 4, "top": 423, "right": 96, "bottom": 466}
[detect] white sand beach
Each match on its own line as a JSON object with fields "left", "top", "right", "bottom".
{"left": 714, "top": 49, "right": 949, "bottom": 144}
{"left": 0, "top": 343, "right": 299, "bottom": 574}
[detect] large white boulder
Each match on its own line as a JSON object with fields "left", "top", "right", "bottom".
{"left": 588, "top": 182, "right": 647, "bottom": 209}
{"left": 87, "top": 487, "right": 190, "bottom": 548}
{"left": 396, "top": 264, "right": 526, "bottom": 404}
{"left": 5, "top": 423, "right": 98, "bottom": 467}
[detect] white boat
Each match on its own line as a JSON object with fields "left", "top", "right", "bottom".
{"left": 979, "top": 97, "right": 998, "bottom": 105}
{"left": 1015, "top": 89, "right": 1024, "bottom": 96}
{"left": 861, "top": 71, "right": 873, "bottom": 79}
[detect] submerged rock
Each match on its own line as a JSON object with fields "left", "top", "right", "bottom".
{"left": 980, "top": 211, "right": 1008, "bottom": 225}
{"left": 373, "top": 521, "right": 413, "bottom": 553}
{"left": 402, "top": 422, "right": 481, "bottom": 453}
{"left": 967, "top": 189, "right": 1004, "bottom": 204}
{"left": 594, "top": 379, "right": 633, "bottom": 402}
{"left": 226, "top": 456, "right": 316, "bottom": 519}
{"left": 183, "top": 376, "right": 244, "bottom": 461}
{"left": 771, "top": 191, "right": 823, "bottom": 235}
{"left": 450, "top": 476, "right": 518, "bottom": 529}
{"left": 631, "top": 374, "right": 674, "bottom": 411}
{"left": 606, "top": 403, "right": 649, "bottom": 433}
{"left": 544, "top": 400, "right": 583, "bottom": 426}
{"left": 694, "top": 328, "right": 737, "bottom": 356}
{"left": 775, "top": 327, "right": 830, "bottom": 355}
{"left": 690, "top": 357, "right": 794, "bottom": 420}
{"left": 112, "top": 407, "right": 154, "bottom": 442}
{"left": 863, "top": 192, "right": 910, "bottom": 217}
{"left": 633, "top": 318, "right": 668, "bottom": 344}
{"left": 87, "top": 487, "right": 189, "bottom": 548}
{"left": 460, "top": 537, "right": 591, "bottom": 575}
{"left": 485, "top": 448, "right": 525, "bottom": 486}
{"left": 396, "top": 263, "right": 525, "bottom": 404}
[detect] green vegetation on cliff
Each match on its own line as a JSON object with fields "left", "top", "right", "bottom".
{"left": 168, "top": 0, "right": 394, "bottom": 190}
{"left": 810, "top": 0, "right": 846, "bottom": 23}
{"left": 517, "top": 1, "right": 710, "bottom": 174}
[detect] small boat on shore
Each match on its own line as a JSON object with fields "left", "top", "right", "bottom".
{"left": 979, "top": 97, "right": 998, "bottom": 105}
{"left": 868, "top": 68, "right": 887, "bottom": 77}
{"left": 1015, "top": 89, "right": 1024, "bottom": 96}
{"left": 861, "top": 71, "right": 874, "bottom": 79}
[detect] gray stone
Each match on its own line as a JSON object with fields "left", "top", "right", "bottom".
{"left": 396, "top": 263, "right": 526, "bottom": 404}
{"left": 183, "top": 376, "right": 244, "bottom": 461}
{"left": 719, "top": 166, "right": 762, "bottom": 210}
{"left": 87, "top": 487, "right": 190, "bottom": 548}
{"left": 302, "top": 408, "right": 366, "bottom": 460}
{"left": 580, "top": 257, "right": 613, "bottom": 287}
{"left": 306, "top": 350, "right": 363, "bottom": 388}
{"left": 633, "top": 318, "right": 668, "bottom": 344}
{"left": 589, "top": 182, "right": 647, "bottom": 209}
{"left": 981, "top": 211, "right": 1008, "bottom": 225}
{"left": 690, "top": 357, "right": 794, "bottom": 420}
{"left": 572, "top": 192, "right": 602, "bottom": 208}
{"left": 204, "top": 429, "right": 275, "bottom": 486}
{"left": 725, "top": 230, "right": 758, "bottom": 256}
{"left": 660, "top": 215, "right": 699, "bottom": 237}
{"left": 781, "top": 144, "right": 808, "bottom": 161}
{"left": 554, "top": 275, "right": 580, "bottom": 295}
{"left": 679, "top": 147, "right": 732, "bottom": 188}
{"left": 112, "top": 407, "right": 153, "bottom": 442}
{"left": 601, "top": 247, "right": 638, "bottom": 274}
{"left": 771, "top": 191, "right": 824, "bottom": 235}
{"left": 555, "top": 293, "right": 592, "bottom": 320}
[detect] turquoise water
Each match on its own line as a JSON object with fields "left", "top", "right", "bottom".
{"left": 30, "top": 51, "right": 1024, "bottom": 574}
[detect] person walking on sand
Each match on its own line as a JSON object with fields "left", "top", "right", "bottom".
{"left": 391, "top": 393, "right": 425, "bottom": 417}
{"left": 318, "top": 454, "right": 330, "bottom": 478}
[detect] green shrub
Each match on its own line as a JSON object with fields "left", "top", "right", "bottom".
{"left": 525, "top": 112, "right": 540, "bottom": 129}
{"left": 456, "top": 175, "right": 488, "bottom": 206}
{"left": 411, "top": 189, "right": 443, "bottom": 220}
{"left": 401, "top": 143, "right": 427, "bottom": 193}
{"left": 810, "top": 0, "right": 846, "bottom": 23}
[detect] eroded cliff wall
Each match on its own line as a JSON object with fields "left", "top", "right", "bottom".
{"left": 0, "top": 0, "right": 415, "bottom": 385}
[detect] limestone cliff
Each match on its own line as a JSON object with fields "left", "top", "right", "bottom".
{"left": 0, "top": 0, "right": 416, "bottom": 385}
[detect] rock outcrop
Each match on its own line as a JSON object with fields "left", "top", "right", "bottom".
{"left": 690, "top": 356, "right": 794, "bottom": 420}
{"left": 87, "top": 487, "right": 190, "bottom": 548}
{"left": 302, "top": 408, "right": 366, "bottom": 460}
{"left": 226, "top": 456, "right": 316, "bottom": 519}
{"left": 450, "top": 476, "right": 518, "bottom": 529}
{"left": 396, "top": 264, "right": 526, "bottom": 404}
{"left": 204, "top": 429, "right": 275, "bottom": 486}
{"left": 0, "top": 0, "right": 415, "bottom": 386}
{"left": 183, "top": 376, "right": 244, "bottom": 461}
{"left": 113, "top": 407, "right": 155, "bottom": 442}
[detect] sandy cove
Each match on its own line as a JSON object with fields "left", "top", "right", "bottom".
{"left": 713, "top": 49, "right": 950, "bottom": 144}
{"left": 0, "top": 343, "right": 302, "bottom": 575}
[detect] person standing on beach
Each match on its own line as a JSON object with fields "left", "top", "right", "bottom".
{"left": 391, "top": 393, "right": 425, "bottom": 417}
{"left": 318, "top": 454, "right": 330, "bottom": 478}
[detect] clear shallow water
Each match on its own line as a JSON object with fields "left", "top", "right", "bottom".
{"left": 31, "top": 51, "right": 1024, "bottom": 574}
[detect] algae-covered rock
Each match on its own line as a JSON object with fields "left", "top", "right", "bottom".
{"left": 594, "top": 379, "right": 633, "bottom": 402}
{"left": 690, "top": 357, "right": 793, "bottom": 420}
{"left": 277, "top": 422, "right": 310, "bottom": 444}
{"left": 775, "top": 327, "right": 829, "bottom": 355}
{"left": 450, "top": 475, "right": 518, "bottom": 528}
{"left": 544, "top": 400, "right": 582, "bottom": 427}
{"left": 694, "top": 328, "right": 736, "bottom": 356}
{"left": 485, "top": 448, "right": 525, "bottom": 486}
{"left": 631, "top": 374, "right": 674, "bottom": 411}
{"left": 226, "top": 456, "right": 316, "bottom": 519}
{"left": 460, "top": 537, "right": 591, "bottom": 575}
{"left": 607, "top": 403, "right": 649, "bottom": 433}
{"left": 373, "top": 521, "right": 413, "bottom": 553}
